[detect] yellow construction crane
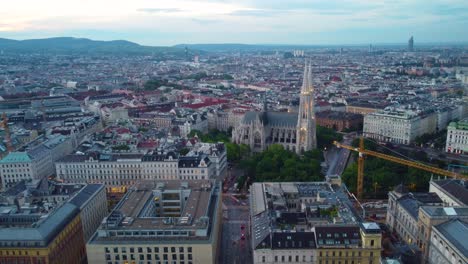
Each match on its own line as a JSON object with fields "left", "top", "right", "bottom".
{"left": 334, "top": 137, "right": 465, "bottom": 199}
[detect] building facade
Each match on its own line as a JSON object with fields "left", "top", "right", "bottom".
{"left": 445, "top": 119, "right": 468, "bottom": 154}
{"left": 232, "top": 63, "right": 316, "bottom": 154}
{"left": 69, "top": 184, "right": 108, "bottom": 242}
{"left": 429, "top": 179, "right": 468, "bottom": 207}
{"left": 428, "top": 220, "right": 467, "bottom": 264}
{"left": 363, "top": 109, "right": 437, "bottom": 145}
{"left": 386, "top": 189, "right": 442, "bottom": 246}
{"left": 316, "top": 111, "right": 363, "bottom": 132}
{"left": 0, "top": 134, "right": 74, "bottom": 190}
{"left": 56, "top": 152, "right": 217, "bottom": 189}
{"left": 417, "top": 206, "right": 468, "bottom": 263}
{"left": 0, "top": 203, "right": 87, "bottom": 264}
{"left": 250, "top": 182, "right": 381, "bottom": 264}
{"left": 86, "top": 180, "right": 222, "bottom": 264}
{"left": 314, "top": 223, "right": 382, "bottom": 264}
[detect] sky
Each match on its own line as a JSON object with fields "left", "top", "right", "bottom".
{"left": 1, "top": 0, "right": 467, "bottom": 46}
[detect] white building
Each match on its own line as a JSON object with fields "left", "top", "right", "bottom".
{"left": 446, "top": 119, "right": 468, "bottom": 154}
{"left": 185, "top": 142, "right": 227, "bottom": 178}
{"left": 429, "top": 179, "right": 468, "bottom": 206}
{"left": 100, "top": 106, "right": 129, "bottom": 125}
{"left": 428, "top": 219, "right": 468, "bottom": 264}
{"left": 56, "top": 152, "right": 216, "bottom": 189}
{"left": 0, "top": 135, "right": 74, "bottom": 190}
{"left": 364, "top": 109, "right": 437, "bottom": 145}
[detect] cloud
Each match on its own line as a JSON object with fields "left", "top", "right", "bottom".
{"left": 191, "top": 18, "right": 219, "bottom": 24}
{"left": 137, "top": 8, "right": 182, "bottom": 14}
{"left": 229, "top": 9, "right": 286, "bottom": 17}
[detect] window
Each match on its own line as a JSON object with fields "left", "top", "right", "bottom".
{"left": 275, "top": 256, "right": 278, "bottom": 262}
{"left": 370, "top": 240, "right": 374, "bottom": 246}
{"left": 262, "top": 256, "right": 266, "bottom": 262}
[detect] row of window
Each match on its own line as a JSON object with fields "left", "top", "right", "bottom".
{"left": 106, "top": 253, "right": 193, "bottom": 261}
{"left": 1, "top": 164, "right": 30, "bottom": 168}
{"left": 106, "top": 247, "right": 192, "bottom": 254}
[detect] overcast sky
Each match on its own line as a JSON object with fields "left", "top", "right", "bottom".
{"left": 1, "top": 0, "right": 467, "bottom": 46}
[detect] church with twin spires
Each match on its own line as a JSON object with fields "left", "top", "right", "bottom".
{"left": 232, "top": 62, "right": 317, "bottom": 154}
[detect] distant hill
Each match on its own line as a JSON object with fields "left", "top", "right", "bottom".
{"left": 0, "top": 37, "right": 185, "bottom": 55}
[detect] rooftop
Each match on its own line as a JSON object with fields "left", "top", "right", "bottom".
{"left": 250, "top": 182, "right": 362, "bottom": 249}
{"left": 431, "top": 179, "right": 468, "bottom": 205}
{"left": 90, "top": 180, "right": 220, "bottom": 243}
{"left": 0, "top": 152, "right": 31, "bottom": 163}
{"left": 434, "top": 219, "right": 468, "bottom": 257}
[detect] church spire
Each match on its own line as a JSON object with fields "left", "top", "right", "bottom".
{"left": 301, "top": 61, "right": 314, "bottom": 94}
{"left": 262, "top": 92, "right": 268, "bottom": 112}
{"left": 296, "top": 59, "right": 317, "bottom": 154}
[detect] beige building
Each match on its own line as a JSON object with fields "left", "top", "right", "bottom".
{"left": 417, "top": 206, "right": 468, "bottom": 263}
{"left": 387, "top": 186, "right": 468, "bottom": 263}
{"left": 386, "top": 188, "right": 442, "bottom": 245}
{"left": 86, "top": 180, "right": 222, "bottom": 264}
{"left": 314, "top": 223, "right": 382, "bottom": 264}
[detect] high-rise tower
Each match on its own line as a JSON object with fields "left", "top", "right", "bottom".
{"left": 296, "top": 62, "right": 317, "bottom": 154}
{"left": 408, "top": 36, "right": 414, "bottom": 52}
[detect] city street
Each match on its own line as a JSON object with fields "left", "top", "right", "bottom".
{"left": 325, "top": 135, "right": 354, "bottom": 176}
{"left": 219, "top": 166, "right": 253, "bottom": 264}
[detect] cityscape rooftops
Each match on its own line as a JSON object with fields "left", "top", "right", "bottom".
{"left": 397, "top": 192, "right": 443, "bottom": 220}
{"left": 250, "top": 182, "right": 362, "bottom": 249}
{"left": 90, "top": 180, "right": 221, "bottom": 243}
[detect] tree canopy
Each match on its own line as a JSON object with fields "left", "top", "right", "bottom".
{"left": 342, "top": 138, "right": 447, "bottom": 198}
{"left": 316, "top": 126, "right": 343, "bottom": 149}
{"left": 240, "top": 144, "right": 323, "bottom": 182}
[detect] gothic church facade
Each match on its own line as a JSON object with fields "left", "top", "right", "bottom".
{"left": 232, "top": 63, "right": 317, "bottom": 154}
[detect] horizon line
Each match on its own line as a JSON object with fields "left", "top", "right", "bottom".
{"left": 2, "top": 36, "right": 468, "bottom": 47}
